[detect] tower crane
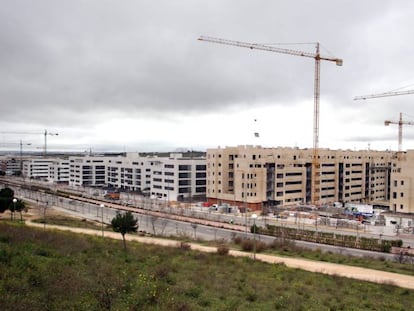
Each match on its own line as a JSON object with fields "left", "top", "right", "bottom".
{"left": 354, "top": 89, "right": 414, "bottom": 100}
{"left": 0, "top": 129, "right": 58, "bottom": 156}
{"left": 354, "top": 89, "right": 414, "bottom": 159}
{"left": 384, "top": 113, "right": 414, "bottom": 156}
{"left": 198, "top": 35, "right": 343, "bottom": 205}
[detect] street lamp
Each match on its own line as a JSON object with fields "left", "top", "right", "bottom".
{"left": 251, "top": 213, "right": 257, "bottom": 260}
{"left": 12, "top": 198, "right": 17, "bottom": 221}
{"left": 100, "top": 204, "right": 104, "bottom": 237}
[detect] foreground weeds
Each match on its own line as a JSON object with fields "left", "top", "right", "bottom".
{"left": 0, "top": 222, "right": 414, "bottom": 310}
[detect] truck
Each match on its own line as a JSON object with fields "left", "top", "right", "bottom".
{"left": 104, "top": 191, "right": 120, "bottom": 200}
{"left": 344, "top": 203, "right": 373, "bottom": 217}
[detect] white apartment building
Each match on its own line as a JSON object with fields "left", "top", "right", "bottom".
{"left": 69, "top": 155, "right": 107, "bottom": 187}
{"left": 49, "top": 159, "right": 70, "bottom": 183}
{"left": 68, "top": 152, "right": 207, "bottom": 202}
{"left": 22, "top": 157, "right": 70, "bottom": 183}
{"left": 106, "top": 153, "right": 206, "bottom": 202}
{"left": 207, "top": 146, "right": 393, "bottom": 211}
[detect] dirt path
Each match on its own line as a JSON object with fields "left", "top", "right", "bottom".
{"left": 25, "top": 220, "right": 414, "bottom": 291}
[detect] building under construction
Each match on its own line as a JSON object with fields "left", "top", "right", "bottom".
{"left": 206, "top": 145, "right": 395, "bottom": 211}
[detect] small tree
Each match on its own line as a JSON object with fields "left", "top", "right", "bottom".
{"left": 14, "top": 199, "right": 27, "bottom": 221}
{"left": 0, "top": 187, "right": 14, "bottom": 214}
{"left": 111, "top": 211, "right": 138, "bottom": 251}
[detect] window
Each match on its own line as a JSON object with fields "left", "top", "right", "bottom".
{"left": 179, "top": 172, "right": 191, "bottom": 178}
{"left": 179, "top": 165, "right": 191, "bottom": 171}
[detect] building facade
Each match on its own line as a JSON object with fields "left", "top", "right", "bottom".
{"left": 68, "top": 152, "right": 207, "bottom": 202}
{"left": 21, "top": 157, "right": 70, "bottom": 183}
{"left": 69, "top": 155, "right": 107, "bottom": 187}
{"left": 206, "top": 146, "right": 393, "bottom": 211}
{"left": 49, "top": 158, "right": 70, "bottom": 183}
{"left": 105, "top": 153, "right": 206, "bottom": 202}
{"left": 0, "top": 156, "right": 21, "bottom": 175}
{"left": 389, "top": 150, "right": 414, "bottom": 213}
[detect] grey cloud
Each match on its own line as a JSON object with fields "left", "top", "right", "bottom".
{"left": 1, "top": 1, "right": 414, "bottom": 150}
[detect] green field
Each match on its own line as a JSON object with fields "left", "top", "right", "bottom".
{"left": 1, "top": 221, "right": 414, "bottom": 310}
{"left": 33, "top": 214, "right": 414, "bottom": 276}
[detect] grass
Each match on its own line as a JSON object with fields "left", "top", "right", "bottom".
{"left": 31, "top": 214, "right": 414, "bottom": 277}
{"left": 0, "top": 221, "right": 414, "bottom": 310}
{"left": 31, "top": 214, "right": 111, "bottom": 231}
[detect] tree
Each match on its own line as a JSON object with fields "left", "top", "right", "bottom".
{"left": 14, "top": 199, "right": 27, "bottom": 221}
{"left": 111, "top": 211, "right": 138, "bottom": 251}
{"left": 0, "top": 187, "right": 14, "bottom": 214}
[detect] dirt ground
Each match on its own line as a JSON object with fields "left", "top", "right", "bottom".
{"left": 14, "top": 206, "right": 414, "bottom": 291}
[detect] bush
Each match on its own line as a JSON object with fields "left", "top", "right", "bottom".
{"left": 241, "top": 239, "right": 254, "bottom": 252}
{"left": 232, "top": 235, "right": 243, "bottom": 245}
{"left": 240, "top": 238, "right": 268, "bottom": 253}
{"left": 270, "top": 238, "right": 297, "bottom": 252}
{"left": 178, "top": 241, "right": 191, "bottom": 250}
{"left": 217, "top": 243, "right": 229, "bottom": 256}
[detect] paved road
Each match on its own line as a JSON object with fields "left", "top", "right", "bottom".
{"left": 25, "top": 220, "right": 414, "bottom": 291}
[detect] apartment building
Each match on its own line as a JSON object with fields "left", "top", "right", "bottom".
{"left": 69, "top": 155, "right": 107, "bottom": 187}
{"left": 49, "top": 158, "right": 70, "bottom": 183}
{"left": 106, "top": 152, "right": 206, "bottom": 202}
{"left": 389, "top": 150, "right": 414, "bottom": 213}
{"left": 206, "top": 145, "right": 393, "bottom": 211}
{"left": 21, "top": 157, "right": 70, "bottom": 183}
{"left": 0, "top": 156, "right": 21, "bottom": 175}
{"left": 67, "top": 152, "right": 207, "bottom": 202}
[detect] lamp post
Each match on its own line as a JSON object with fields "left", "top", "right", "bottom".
{"left": 251, "top": 213, "right": 257, "bottom": 260}
{"left": 100, "top": 204, "right": 104, "bottom": 237}
{"left": 12, "top": 198, "right": 17, "bottom": 221}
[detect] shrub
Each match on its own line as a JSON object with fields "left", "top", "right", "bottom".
{"left": 217, "top": 243, "right": 229, "bottom": 256}
{"left": 178, "top": 241, "right": 191, "bottom": 250}
{"left": 241, "top": 239, "right": 254, "bottom": 252}
{"left": 232, "top": 235, "right": 243, "bottom": 245}
{"left": 256, "top": 240, "right": 268, "bottom": 253}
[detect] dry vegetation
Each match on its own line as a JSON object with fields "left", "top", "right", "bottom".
{"left": 1, "top": 221, "right": 414, "bottom": 310}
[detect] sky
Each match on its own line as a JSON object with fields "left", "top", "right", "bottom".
{"left": 1, "top": 0, "right": 414, "bottom": 153}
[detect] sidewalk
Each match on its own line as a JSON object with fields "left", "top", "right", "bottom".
{"left": 26, "top": 220, "right": 414, "bottom": 291}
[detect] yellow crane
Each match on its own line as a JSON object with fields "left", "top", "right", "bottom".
{"left": 354, "top": 89, "right": 414, "bottom": 159}
{"left": 198, "top": 35, "right": 343, "bottom": 204}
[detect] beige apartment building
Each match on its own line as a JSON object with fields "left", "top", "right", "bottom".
{"left": 207, "top": 145, "right": 394, "bottom": 211}
{"left": 390, "top": 150, "right": 414, "bottom": 214}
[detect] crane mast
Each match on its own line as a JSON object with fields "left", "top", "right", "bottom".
{"left": 198, "top": 36, "right": 343, "bottom": 205}
{"left": 384, "top": 112, "right": 414, "bottom": 158}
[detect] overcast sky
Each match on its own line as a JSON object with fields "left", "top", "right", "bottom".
{"left": 1, "top": 1, "right": 414, "bottom": 153}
